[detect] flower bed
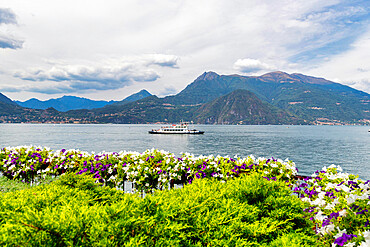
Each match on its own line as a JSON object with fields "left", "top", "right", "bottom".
{"left": 292, "top": 165, "right": 370, "bottom": 246}
{"left": 0, "top": 146, "right": 297, "bottom": 193}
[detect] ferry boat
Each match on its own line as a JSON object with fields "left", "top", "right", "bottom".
{"left": 148, "top": 122, "right": 204, "bottom": 134}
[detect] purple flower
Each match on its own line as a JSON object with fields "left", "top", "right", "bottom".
{"left": 329, "top": 212, "right": 339, "bottom": 219}
{"left": 322, "top": 219, "right": 331, "bottom": 227}
{"left": 356, "top": 209, "right": 368, "bottom": 215}
{"left": 334, "top": 233, "right": 357, "bottom": 246}
{"left": 299, "top": 183, "right": 308, "bottom": 188}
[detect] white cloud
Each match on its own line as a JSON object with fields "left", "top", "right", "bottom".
{"left": 0, "top": 8, "right": 23, "bottom": 49}
{"left": 0, "top": 8, "right": 16, "bottom": 24}
{"left": 308, "top": 28, "right": 370, "bottom": 93}
{"left": 146, "top": 54, "right": 179, "bottom": 68}
{"left": 233, "top": 58, "right": 274, "bottom": 73}
{"left": 8, "top": 54, "right": 179, "bottom": 93}
{"left": 0, "top": 0, "right": 369, "bottom": 101}
{"left": 0, "top": 34, "right": 23, "bottom": 49}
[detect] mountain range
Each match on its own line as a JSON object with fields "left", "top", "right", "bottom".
{"left": 0, "top": 71, "right": 369, "bottom": 125}
{"left": 15, "top": 89, "right": 152, "bottom": 111}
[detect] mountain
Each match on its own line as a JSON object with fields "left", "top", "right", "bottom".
{"left": 15, "top": 90, "right": 152, "bottom": 112}
{"left": 65, "top": 95, "right": 197, "bottom": 124}
{"left": 0, "top": 92, "right": 17, "bottom": 106}
{"left": 194, "top": 89, "right": 303, "bottom": 124}
{"left": 166, "top": 71, "right": 370, "bottom": 123}
{"left": 111, "top": 89, "right": 152, "bottom": 106}
{"left": 1, "top": 71, "right": 369, "bottom": 125}
{"left": 0, "top": 97, "right": 64, "bottom": 123}
{"left": 15, "top": 96, "right": 116, "bottom": 112}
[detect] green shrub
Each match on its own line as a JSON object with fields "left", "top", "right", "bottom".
{"left": 0, "top": 172, "right": 317, "bottom": 246}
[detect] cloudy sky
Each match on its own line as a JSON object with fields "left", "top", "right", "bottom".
{"left": 0, "top": 0, "right": 369, "bottom": 101}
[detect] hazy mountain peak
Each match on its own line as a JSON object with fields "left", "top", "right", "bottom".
{"left": 121, "top": 89, "right": 151, "bottom": 101}
{"left": 60, "top": 95, "right": 84, "bottom": 99}
{"left": 137, "top": 89, "right": 151, "bottom": 94}
{"left": 259, "top": 71, "right": 298, "bottom": 83}
{"left": 196, "top": 71, "right": 220, "bottom": 81}
{"left": 110, "top": 89, "right": 152, "bottom": 106}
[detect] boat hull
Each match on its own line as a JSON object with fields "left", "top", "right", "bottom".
{"left": 148, "top": 130, "right": 204, "bottom": 134}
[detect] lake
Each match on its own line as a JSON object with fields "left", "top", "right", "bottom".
{"left": 0, "top": 124, "right": 369, "bottom": 179}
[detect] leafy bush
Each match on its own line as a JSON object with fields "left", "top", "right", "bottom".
{"left": 0, "top": 172, "right": 317, "bottom": 246}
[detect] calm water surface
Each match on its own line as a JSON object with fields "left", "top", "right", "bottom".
{"left": 0, "top": 124, "right": 369, "bottom": 179}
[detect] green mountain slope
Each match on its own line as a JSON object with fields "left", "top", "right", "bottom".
{"left": 65, "top": 96, "right": 198, "bottom": 124}
{"left": 167, "top": 71, "right": 370, "bottom": 123}
{"left": 194, "top": 89, "right": 303, "bottom": 124}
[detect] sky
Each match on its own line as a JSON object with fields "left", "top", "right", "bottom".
{"left": 0, "top": 0, "right": 370, "bottom": 101}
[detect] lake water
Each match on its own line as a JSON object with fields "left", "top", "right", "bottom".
{"left": 0, "top": 124, "right": 369, "bottom": 179}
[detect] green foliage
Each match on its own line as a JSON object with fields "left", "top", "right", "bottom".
{"left": 0, "top": 175, "right": 57, "bottom": 193}
{"left": 0, "top": 173, "right": 317, "bottom": 246}
{"left": 194, "top": 89, "right": 302, "bottom": 125}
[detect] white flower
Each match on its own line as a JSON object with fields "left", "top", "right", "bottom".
{"left": 359, "top": 241, "right": 370, "bottom": 247}
{"left": 363, "top": 230, "right": 370, "bottom": 241}
{"left": 338, "top": 209, "right": 347, "bottom": 217}
{"left": 318, "top": 223, "right": 335, "bottom": 235}
{"left": 347, "top": 194, "right": 357, "bottom": 205}
{"left": 324, "top": 202, "right": 336, "bottom": 210}
{"left": 312, "top": 197, "right": 326, "bottom": 207}
{"left": 314, "top": 210, "right": 327, "bottom": 221}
